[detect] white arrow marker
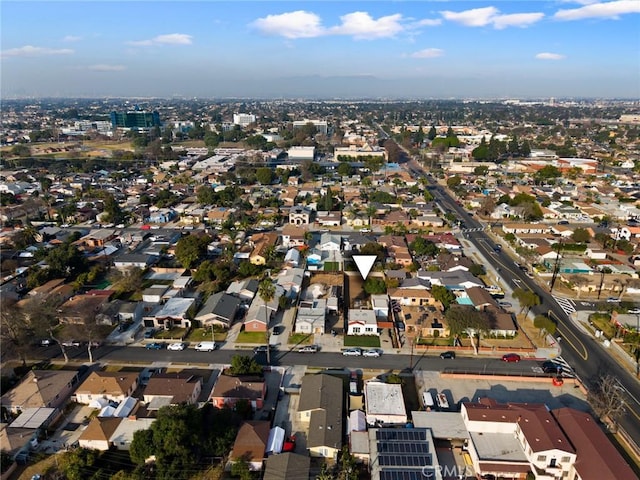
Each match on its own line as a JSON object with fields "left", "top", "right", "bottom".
{"left": 353, "top": 255, "right": 377, "bottom": 280}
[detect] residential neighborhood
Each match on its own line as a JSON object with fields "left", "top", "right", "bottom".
{"left": 1, "top": 97, "right": 639, "bottom": 479}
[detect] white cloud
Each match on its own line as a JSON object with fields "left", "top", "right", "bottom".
{"left": 536, "top": 52, "right": 566, "bottom": 60}
{"left": 441, "top": 6, "right": 499, "bottom": 26}
{"left": 87, "top": 64, "right": 126, "bottom": 71}
{"left": 441, "top": 6, "right": 544, "bottom": 28}
{"left": 251, "top": 11, "right": 325, "bottom": 39}
{"left": 554, "top": 0, "right": 640, "bottom": 20}
{"left": 330, "top": 12, "right": 405, "bottom": 39}
{"left": 252, "top": 10, "right": 440, "bottom": 40}
{"left": 415, "top": 18, "right": 443, "bottom": 27}
{"left": 1, "top": 45, "right": 74, "bottom": 58}
{"left": 127, "top": 33, "right": 193, "bottom": 46}
{"left": 492, "top": 12, "right": 545, "bottom": 29}
{"left": 62, "top": 35, "right": 81, "bottom": 42}
{"left": 410, "top": 48, "right": 444, "bottom": 58}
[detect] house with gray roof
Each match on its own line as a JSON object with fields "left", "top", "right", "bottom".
{"left": 195, "top": 291, "right": 241, "bottom": 328}
{"left": 297, "top": 374, "right": 343, "bottom": 459}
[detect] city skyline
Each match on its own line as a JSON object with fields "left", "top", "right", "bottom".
{"left": 1, "top": 1, "right": 639, "bottom": 99}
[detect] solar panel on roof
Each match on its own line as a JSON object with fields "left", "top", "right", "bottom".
{"left": 380, "top": 470, "right": 425, "bottom": 480}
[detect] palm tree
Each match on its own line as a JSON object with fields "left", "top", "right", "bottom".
{"left": 365, "top": 205, "right": 377, "bottom": 227}
{"left": 258, "top": 279, "right": 276, "bottom": 364}
{"left": 570, "top": 275, "right": 589, "bottom": 299}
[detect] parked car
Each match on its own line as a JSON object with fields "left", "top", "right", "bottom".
{"left": 195, "top": 341, "right": 217, "bottom": 352}
{"left": 362, "top": 349, "right": 382, "bottom": 358}
{"left": 167, "top": 342, "right": 186, "bottom": 351}
{"left": 272, "top": 325, "right": 285, "bottom": 335}
{"left": 298, "top": 345, "right": 319, "bottom": 353}
{"left": 145, "top": 342, "right": 164, "bottom": 350}
{"left": 61, "top": 340, "right": 81, "bottom": 347}
{"left": 541, "top": 361, "right": 562, "bottom": 374}
{"left": 253, "top": 345, "right": 277, "bottom": 354}
{"left": 39, "top": 339, "right": 53, "bottom": 347}
{"left": 440, "top": 351, "right": 456, "bottom": 360}
{"left": 606, "top": 297, "right": 621, "bottom": 303}
{"left": 144, "top": 328, "right": 156, "bottom": 338}
{"left": 502, "top": 353, "right": 521, "bottom": 363}
{"left": 342, "top": 348, "right": 362, "bottom": 357}
{"left": 499, "top": 302, "right": 513, "bottom": 308}
{"left": 88, "top": 341, "right": 102, "bottom": 348}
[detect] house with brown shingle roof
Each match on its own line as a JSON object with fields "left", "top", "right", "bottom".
{"left": 466, "top": 286, "right": 499, "bottom": 311}
{"left": 462, "top": 398, "right": 576, "bottom": 480}
{"left": 210, "top": 375, "right": 266, "bottom": 410}
{"left": 0, "top": 370, "right": 80, "bottom": 413}
{"left": 229, "top": 420, "right": 271, "bottom": 471}
{"left": 552, "top": 408, "right": 636, "bottom": 480}
{"left": 263, "top": 452, "right": 311, "bottom": 480}
{"left": 75, "top": 371, "right": 139, "bottom": 405}
{"left": 249, "top": 232, "right": 278, "bottom": 265}
{"left": 143, "top": 373, "right": 202, "bottom": 409}
{"left": 78, "top": 417, "right": 122, "bottom": 451}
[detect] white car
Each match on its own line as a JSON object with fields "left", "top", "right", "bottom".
{"left": 61, "top": 340, "right": 81, "bottom": 347}
{"left": 342, "top": 348, "right": 362, "bottom": 357}
{"left": 167, "top": 342, "right": 186, "bottom": 351}
{"left": 362, "top": 349, "right": 381, "bottom": 358}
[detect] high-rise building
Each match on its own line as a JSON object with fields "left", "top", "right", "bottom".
{"left": 110, "top": 110, "right": 161, "bottom": 130}
{"left": 233, "top": 113, "right": 256, "bottom": 127}
{"left": 292, "top": 119, "right": 328, "bottom": 136}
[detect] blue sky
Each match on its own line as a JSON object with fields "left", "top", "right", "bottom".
{"left": 1, "top": 1, "right": 639, "bottom": 98}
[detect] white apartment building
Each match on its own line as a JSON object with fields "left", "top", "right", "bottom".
{"left": 233, "top": 113, "right": 256, "bottom": 127}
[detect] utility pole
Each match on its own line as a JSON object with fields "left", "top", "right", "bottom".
{"left": 549, "top": 239, "right": 563, "bottom": 293}
{"left": 597, "top": 268, "right": 606, "bottom": 300}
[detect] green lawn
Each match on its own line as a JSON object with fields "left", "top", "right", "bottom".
{"left": 344, "top": 335, "right": 381, "bottom": 348}
{"left": 288, "top": 333, "right": 314, "bottom": 346}
{"left": 236, "top": 331, "right": 268, "bottom": 344}
{"left": 590, "top": 313, "right": 616, "bottom": 340}
{"left": 185, "top": 328, "right": 227, "bottom": 343}
{"left": 154, "top": 328, "right": 188, "bottom": 340}
{"left": 416, "top": 337, "right": 454, "bottom": 346}
{"left": 324, "top": 262, "right": 340, "bottom": 272}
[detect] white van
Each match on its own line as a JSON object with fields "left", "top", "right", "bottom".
{"left": 422, "top": 391, "right": 435, "bottom": 410}
{"left": 195, "top": 341, "right": 217, "bottom": 352}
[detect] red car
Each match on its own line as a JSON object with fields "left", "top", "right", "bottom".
{"left": 502, "top": 353, "right": 521, "bottom": 363}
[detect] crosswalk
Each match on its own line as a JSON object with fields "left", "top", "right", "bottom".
{"left": 461, "top": 227, "right": 484, "bottom": 233}
{"left": 553, "top": 296, "right": 576, "bottom": 316}
{"left": 532, "top": 356, "right": 575, "bottom": 378}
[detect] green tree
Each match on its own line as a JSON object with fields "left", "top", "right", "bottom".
{"left": 103, "top": 193, "right": 125, "bottom": 224}
{"left": 359, "top": 242, "right": 385, "bottom": 262}
{"left": 409, "top": 237, "right": 438, "bottom": 257}
{"left": 469, "top": 264, "right": 486, "bottom": 276}
{"left": 231, "top": 458, "right": 253, "bottom": 480}
{"left": 230, "top": 354, "right": 263, "bottom": 376}
{"left": 175, "top": 233, "right": 211, "bottom": 269}
{"left": 446, "top": 176, "right": 462, "bottom": 189}
{"left": 337, "top": 162, "right": 353, "bottom": 176}
{"left": 256, "top": 167, "right": 274, "bottom": 185}
{"left": 533, "top": 315, "right": 557, "bottom": 335}
{"left": 196, "top": 185, "right": 216, "bottom": 205}
{"left": 534, "top": 165, "right": 562, "bottom": 184}
{"left": 513, "top": 288, "right": 541, "bottom": 314}
{"left": 58, "top": 448, "right": 101, "bottom": 480}
{"left": 572, "top": 227, "right": 591, "bottom": 243}
{"left": 431, "top": 284, "right": 456, "bottom": 309}
{"left": 445, "top": 305, "right": 490, "bottom": 353}
{"left": 427, "top": 126, "right": 437, "bottom": 140}
{"left": 364, "top": 277, "right": 387, "bottom": 295}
